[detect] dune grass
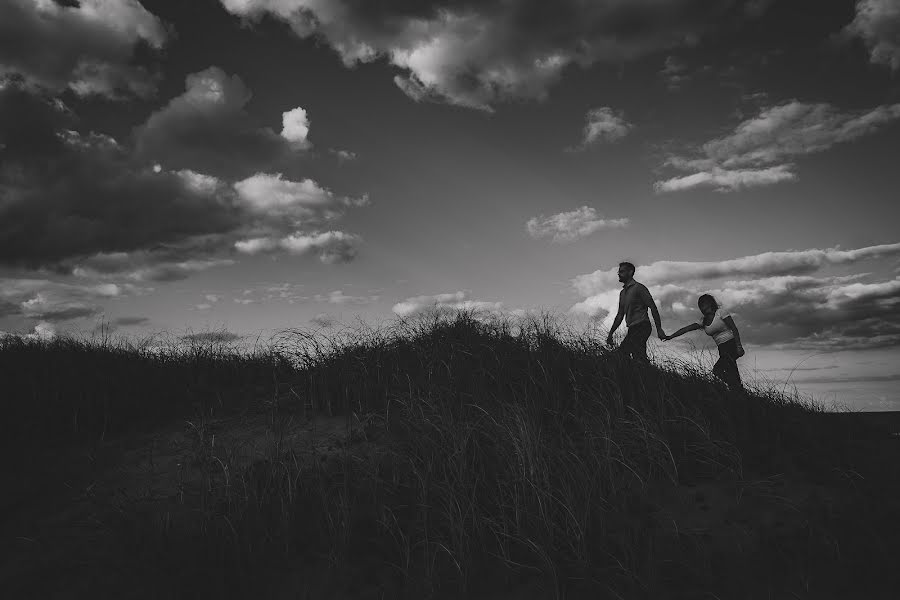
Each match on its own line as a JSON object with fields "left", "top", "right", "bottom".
{"left": 2, "top": 312, "right": 898, "bottom": 599}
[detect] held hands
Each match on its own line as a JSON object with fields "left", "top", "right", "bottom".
{"left": 657, "top": 330, "right": 668, "bottom": 341}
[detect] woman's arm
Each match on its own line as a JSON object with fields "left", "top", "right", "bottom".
{"left": 665, "top": 323, "right": 702, "bottom": 340}
{"left": 723, "top": 316, "right": 745, "bottom": 356}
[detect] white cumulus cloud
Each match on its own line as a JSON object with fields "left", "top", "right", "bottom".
{"left": 235, "top": 231, "right": 362, "bottom": 264}
{"left": 281, "top": 106, "right": 311, "bottom": 147}
{"left": 656, "top": 101, "right": 900, "bottom": 192}
{"left": 571, "top": 107, "right": 633, "bottom": 149}
{"left": 526, "top": 207, "right": 629, "bottom": 243}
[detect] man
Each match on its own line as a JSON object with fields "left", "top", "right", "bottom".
{"left": 605, "top": 262, "right": 666, "bottom": 363}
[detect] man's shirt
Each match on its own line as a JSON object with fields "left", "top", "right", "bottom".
{"left": 618, "top": 279, "right": 654, "bottom": 328}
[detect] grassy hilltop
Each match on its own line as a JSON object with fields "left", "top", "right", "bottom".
{"left": 1, "top": 313, "right": 899, "bottom": 600}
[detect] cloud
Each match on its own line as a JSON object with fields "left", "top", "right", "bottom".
{"left": 698, "top": 275, "right": 900, "bottom": 350}
{"left": 20, "top": 294, "right": 100, "bottom": 321}
{"left": 791, "top": 373, "right": 900, "bottom": 384}
{"left": 73, "top": 252, "right": 236, "bottom": 282}
{"left": 656, "top": 101, "right": 900, "bottom": 192}
{"left": 659, "top": 55, "right": 691, "bottom": 90}
{"left": 392, "top": 291, "right": 503, "bottom": 317}
{"left": 282, "top": 231, "right": 362, "bottom": 264}
{"left": 0, "top": 278, "right": 140, "bottom": 324}
{"left": 113, "top": 316, "right": 149, "bottom": 327}
{"left": 251, "top": 282, "right": 307, "bottom": 304}
{"left": 843, "top": 0, "right": 900, "bottom": 70}
{"left": 0, "top": 84, "right": 367, "bottom": 280}
{"left": 235, "top": 231, "right": 362, "bottom": 264}
{"left": 0, "top": 85, "right": 242, "bottom": 268}
{"left": 573, "top": 242, "right": 900, "bottom": 296}
{"left": 0, "top": 322, "right": 55, "bottom": 341}
{"left": 331, "top": 149, "right": 357, "bottom": 162}
{"left": 653, "top": 164, "right": 795, "bottom": 192}
{"left": 310, "top": 313, "right": 337, "bottom": 328}
{"left": 570, "top": 242, "right": 900, "bottom": 349}
{"left": 571, "top": 107, "right": 632, "bottom": 149}
{"left": 177, "top": 170, "right": 223, "bottom": 194}
{"left": 181, "top": 331, "right": 242, "bottom": 344}
{"left": 0, "top": 0, "right": 168, "bottom": 98}
{"left": 219, "top": 0, "right": 768, "bottom": 110}
{"left": 526, "top": 206, "right": 628, "bottom": 243}
{"left": 135, "top": 67, "right": 308, "bottom": 177}
{"left": 313, "top": 290, "right": 379, "bottom": 305}
{"left": 27, "top": 321, "right": 57, "bottom": 341}
{"left": 234, "top": 172, "right": 365, "bottom": 226}
{"left": 280, "top": 106, "right": 311, "bottom": 147}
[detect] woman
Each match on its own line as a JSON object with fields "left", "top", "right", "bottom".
{"left": 664, "top": 294, "right": 745, "bottom": 389}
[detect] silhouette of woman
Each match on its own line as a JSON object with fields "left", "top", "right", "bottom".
{"left": 664, "top": 294, "right": 745, "bottom": 390}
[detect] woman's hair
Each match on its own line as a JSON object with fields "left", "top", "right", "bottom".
{"left": 697, "top": 294, "right": 718, "bottom": 310}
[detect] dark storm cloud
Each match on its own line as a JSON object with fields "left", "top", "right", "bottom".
{"left": 0, "top": 277, "right": 134, "bottom": 323}
{"left": 843, "top": 0, "right": 900, "bottom": 70}
{"left": 220, "top": 0, "right": 769, "bottom": 110}
{"left": 70, "top": 249, "right": 237, "bottom": 282}
{"left": 0, "top": 0, "right": 168, "bottom": 98}
{"left": 134, "top": 67, "right": 309, "bottom": 178}
{"left": 0, "top": 299, "right": 21, "bottom": 318}
{"left": 1, "top": 83, "right": 365, "bottom": 274}
{"left": 0, "top": 85, "right": 241, "bottom": 268}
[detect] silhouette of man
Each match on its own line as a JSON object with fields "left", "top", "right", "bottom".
{"left": 605, "top": 262, "right": 665, "bottom": 363}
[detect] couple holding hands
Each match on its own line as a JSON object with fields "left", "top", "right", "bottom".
{"left": 605, "top": 262, "right": 745, "bottom": 390}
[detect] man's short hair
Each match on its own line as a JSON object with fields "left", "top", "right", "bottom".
{"left": 619, "top": 261, "right": 636, "bottom": 273}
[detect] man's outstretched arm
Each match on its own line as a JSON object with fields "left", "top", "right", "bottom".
{"left": 642, "top": 286, "right": 666, "bottom": 339}
{"left": 649, "top": 300, "right": 665, "bottom": 339}
{"left": 606, "top": 307, "right": 624, "bottom": 345}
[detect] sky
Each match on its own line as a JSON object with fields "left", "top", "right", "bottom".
{"left": 2, "top": 0, "right": 900, "bottom": 410}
